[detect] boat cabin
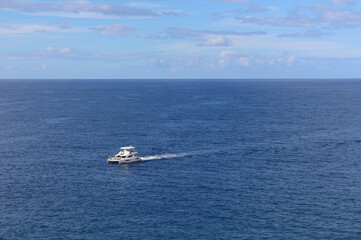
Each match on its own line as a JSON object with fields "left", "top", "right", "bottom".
{"left": 107, "top": 146, "right": 140, "bottom": 164}
{"left": 115, "top": 146, "right": 137, "bottom": 157}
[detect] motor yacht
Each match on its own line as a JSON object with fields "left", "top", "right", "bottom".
{"left": 107, "top": 146, "right": 141, "bottom": 164}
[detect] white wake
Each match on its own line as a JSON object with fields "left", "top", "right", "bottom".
{"left": 140, "top": 148, "right": 229, "bottom": 161}
{"left": 140, "top": 152, "right": 192, "bottom": 161}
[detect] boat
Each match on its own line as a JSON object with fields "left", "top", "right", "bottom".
{"left": 107, "top": 146, "right": 141, "bottom": 164}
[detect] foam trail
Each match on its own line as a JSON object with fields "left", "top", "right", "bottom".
{"left": 140, "top": 148, "right": 227, "bottom": 161}
{"left": 141, "top": 152, "right": 191, "bottom": 161}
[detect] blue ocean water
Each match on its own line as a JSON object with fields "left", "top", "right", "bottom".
{"left": 1, "top": 79, "right": 361, "bottom": 239}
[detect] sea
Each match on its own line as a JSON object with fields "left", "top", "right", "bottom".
{"left": 1, "top": 79, "right": 361, "bottom": 239}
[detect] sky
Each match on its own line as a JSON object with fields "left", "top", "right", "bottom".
{"left": 1, "top": 0, "right": 361, "bottom": 79}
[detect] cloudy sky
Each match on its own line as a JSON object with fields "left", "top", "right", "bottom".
{"left": 1, "top": 0, "right": 361, "bottom": 79}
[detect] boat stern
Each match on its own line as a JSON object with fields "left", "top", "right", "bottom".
{"left": 107, "top": 158, "right": 120, "bottom": 164}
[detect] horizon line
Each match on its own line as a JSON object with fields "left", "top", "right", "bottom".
{"left": 1, "top": 78, "right": 361, "bottom": 81}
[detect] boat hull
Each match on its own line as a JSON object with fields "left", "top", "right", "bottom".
{"left": 107, "top": 157, "right": 141, "bottom": 164}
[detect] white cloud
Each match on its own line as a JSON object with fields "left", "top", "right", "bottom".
{"left": 230, "top": 34, "right": 348, "bottom": 57}
{"left": 321, "top": 10, "right": 361, "bottom": 26}
{"left": 60, "top": 47, "right": 70, "bottom": 53}
{"left": 199, "top": 35, "right": 232, "bottom": 47}
{"left": 329, "top": 0, "right": 356, "bottom": 5}
{"left": 127, "top": 2, "right": 161, "bottom": 8}
{"left": 0, "top": 0, "right": 182, "bottom": 19}
{"left": 237, "top": 57, "right": 250, "bottom": 66}
{"left": 218, "top": 50, "right": 240, "bottom": 66}
{"left": 287, "top": 56, "right": 297, "bottom": 67}
{"left": 164, "top": 27, "right": 266, "bottom": 47}
{"left": 0, "top": 24, "right": 72, "bottom": 34}
{"left": 236, "top": 16, "right": 317, "bottom": 28}
{"left": 218, "top": 51, "right": 298, "bottom": 67}
{"left": 0, "top": 23, "right": 84, "bottom": 35}
{"left": 231, "top": 4, "right": 361, "bottom": 28}
{"left": 278, "top": 30, "right": 331, "bottom": 39}
{"left": 137, "top": 33, "right": 167, "bottom": 39}
{"left": 90, "top": 24, "right": 134, "bottom": 36}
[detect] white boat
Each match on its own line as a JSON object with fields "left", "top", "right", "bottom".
{"left": 107, "top": 146, "right": 141, "bottom": 164}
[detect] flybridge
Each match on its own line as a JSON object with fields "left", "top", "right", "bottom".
{"left": 120, "top": 146, "right": 135, "bottom": 150}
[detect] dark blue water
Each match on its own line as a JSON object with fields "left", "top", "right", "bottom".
{"left": 1, "top": 80, "right": 361, "bottom": 239}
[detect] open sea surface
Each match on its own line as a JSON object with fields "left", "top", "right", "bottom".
{"left": 1, "top": 79, "right": 361, "bottom": 239}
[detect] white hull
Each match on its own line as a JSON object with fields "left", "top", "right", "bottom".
{"left": 107, "top": 156, "right": 141, "bottom": 164}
